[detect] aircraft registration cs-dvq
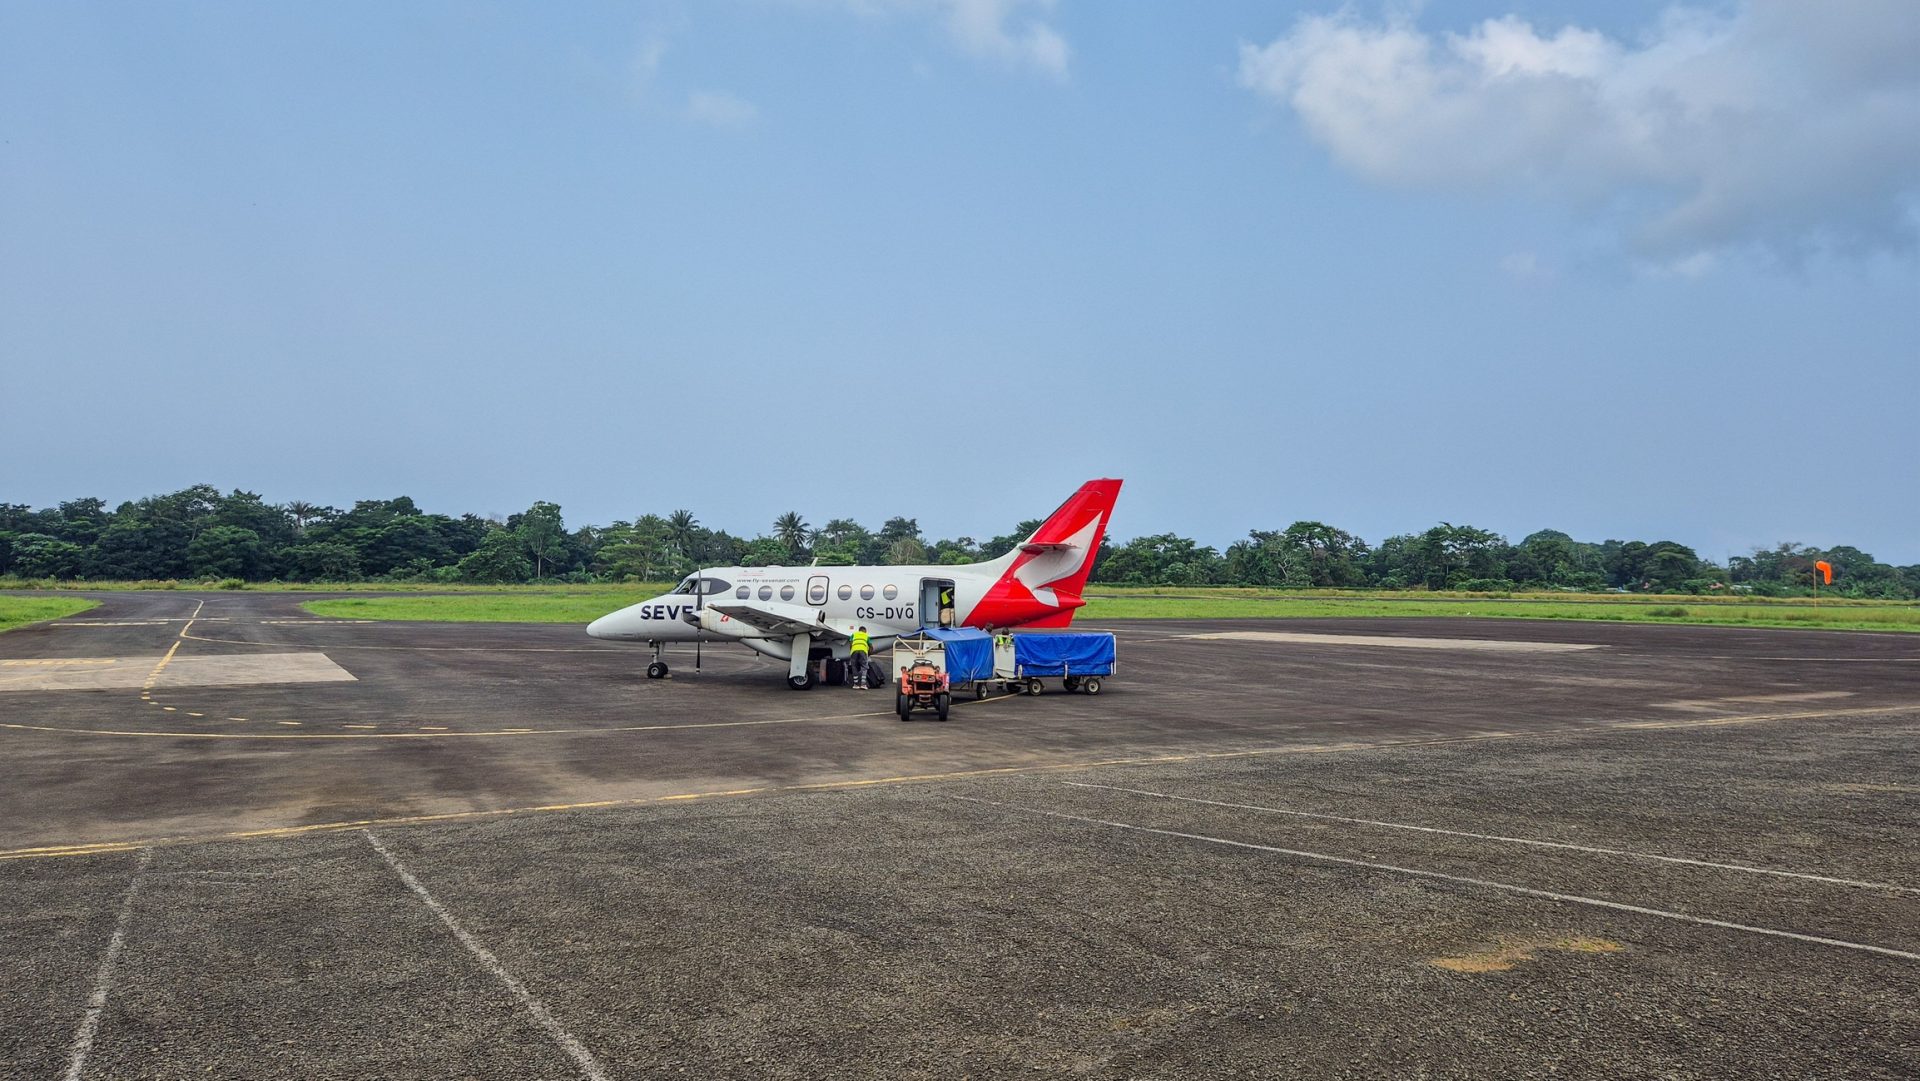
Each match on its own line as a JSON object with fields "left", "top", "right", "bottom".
{"left": 586, "top": 479, "right": 1122, "bottom": 689}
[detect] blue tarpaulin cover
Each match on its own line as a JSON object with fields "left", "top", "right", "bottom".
{"left": 1013, "top": 632, "right": 1117, "bottom": 677}
{"left": 895, "top": 628, "right": 996, "bottom": 683}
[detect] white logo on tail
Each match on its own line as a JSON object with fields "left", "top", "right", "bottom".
{"left": 1013, "top": 514, "right": 1105, "bottom": 607}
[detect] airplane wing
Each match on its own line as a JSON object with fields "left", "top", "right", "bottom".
{"left": 705, "top": 600, "right": 846, "bottom": 639}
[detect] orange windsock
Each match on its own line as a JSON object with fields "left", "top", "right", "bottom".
{"left": 1814, "top": 560, "right": 1833, "bottom": 585}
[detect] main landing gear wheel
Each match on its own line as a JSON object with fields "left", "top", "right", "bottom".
{"left": 787, "top": 673, "right": 815, "bottom": 691}
{"left": 646, "top": 661, "right": 669, "bottom": 679}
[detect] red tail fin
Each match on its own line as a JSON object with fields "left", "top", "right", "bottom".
{"left": 967, "top": 478, "right": 1122, "bottom": 629}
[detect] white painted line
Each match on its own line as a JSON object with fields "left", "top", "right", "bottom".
{"left": 363, "top": 832, "right": 613, "bottom": 1081}
{"left": 1063, "top": 782, "right": 1920, "bottom": 896}
{"left": 1654, "top": 691, "right": 1855, "bottom": 712}
{"left": 60, "top": 619, "right": 231, "bottom": 627}
{"left": 951, "top": 796, "right": 1920, "bottom": 964}
{"left": 1180, "top": 630, "right": 1602, "bottom": 653}
{"left": 63, "top": 847, "right": 153, "bottom": 1081}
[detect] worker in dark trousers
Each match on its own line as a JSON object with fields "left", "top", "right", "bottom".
{"left": 849, "top": 626, "right": 872, "bottom": 689}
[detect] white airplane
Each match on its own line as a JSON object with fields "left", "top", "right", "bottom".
{"left": 586, "top": 478, "right": 1122, "bottom": 689}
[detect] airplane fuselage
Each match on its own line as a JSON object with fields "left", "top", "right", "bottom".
{"left": 586, "top": 560, "right": 1056, "bottom": 657}
{"left": 586, "top": 478, "right": 1122, "bottom": 687}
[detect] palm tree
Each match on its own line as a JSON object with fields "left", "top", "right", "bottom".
{"left": 667, "top": 509, "right": 699, "bottom": 561}
{"left": 285, "top": 500, "right": 320, "bottom": 535}
{"left": 886, "top": 537, "right": 927, "bottom": 565}
{"left": 773, "top": 512, "right": 810, "bottom": 560}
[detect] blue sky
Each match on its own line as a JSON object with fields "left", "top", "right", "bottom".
{"left": 4, "top": 1, "right": 1916, "bottom": 562}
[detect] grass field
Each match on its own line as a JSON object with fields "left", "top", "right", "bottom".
{"left": 303, "top": 591, "right": 661, "bottom": 624}
{"left": 0, "top": 577, "right": 660, "bottom": 594}
{"left": 0, "top": 596, "right": 99, "bottom": 633}
{"left": 297, "top": 586, "right": 1920, "bottom": 633}
{"left": 1077, "top": 591, "right": 1920, "bottom": 631}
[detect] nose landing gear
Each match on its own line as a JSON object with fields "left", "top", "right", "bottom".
{"left": 645, "top": 641, "right": 669, "bottom": 679}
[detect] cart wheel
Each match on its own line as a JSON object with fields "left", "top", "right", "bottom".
{"left": 897, "top": 693, "right": 911, "bottom": 720}
{"left": 935, "top": 692, "right": 950, "bottom": 721}
{"left": 1082, "top": 676, "right": 1102, "bottom": 695}
{"left": 974, "top": 683, "right": 986, "bottom": 700}
{"left": 646, "top": 662, "right": 668, "bottom": 679}
{"left": 1063, "top": 676, "right": 1081, "bottom": 692}
{"left": 1026, "top": 678, "right": 1043, "bottom": 696}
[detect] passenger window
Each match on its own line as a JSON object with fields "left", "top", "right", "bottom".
{"left": 780, "top": 584, "right": 796, "bottom": 601}
{"left": 837, "top": 585, "right": 853, "bottom": 600}
{"left": 859, "top": 584, "right": 875, "bottom": 600}
{"left": 735, "top": 586, "right": 750, "bottom": 600}
{"left": 882, "top": 584, "right": 898, "bottom": 600}
{"left": 807, "top": 581, "right": 827, "bottom": 604}
{"left": 758, "top": 586, "right": 774, "bottom": 601}
{"left": 700, "top": 578, "right": 731, "bottom": 595}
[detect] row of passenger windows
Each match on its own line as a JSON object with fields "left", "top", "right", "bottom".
{"left": 733, "top": 582, "right": 901, "bottom": 603}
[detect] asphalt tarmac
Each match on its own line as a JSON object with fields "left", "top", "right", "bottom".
{"left": 2, "top": 591, "right": 1916, "bottom": 1079}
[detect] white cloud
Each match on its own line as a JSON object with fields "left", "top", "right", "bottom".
{"left": 940, "top": 0, "right": 1069, "bottom": 79}
{"left": 1238, "top": 1, "right": 1920, "bottom": 262}
{"left": 1499, "top": 250, "right": 1548, "bottom": 281}
{"left": 627, "top": 35, "right": 669, "bottom": 105}
{"left": 611, "top": 21, "right": 756, "bottom": 129}
{"left": 686, "top": 90, "right": 760, "bottom": 128}
{"left": 833, "top": 0, "right": 1070, "bottom": 79}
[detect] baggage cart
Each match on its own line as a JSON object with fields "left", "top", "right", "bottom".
{"left": 967, "top": 631, "right": 1118, "bottom": 697}
{"left": 890, "top": 628, "right": 994, "bottom": 721}
{"left": 1011, "top": 631, "right": 1117, "bottom": 695}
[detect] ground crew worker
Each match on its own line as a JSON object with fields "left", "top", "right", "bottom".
{"left": 849, "top": 625, "right": 872, "bottom": 689}
{"left": 938, "top": 585, "right": 955, "bottom": 627}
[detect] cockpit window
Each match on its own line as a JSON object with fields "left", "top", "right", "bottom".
{"left": 671, "top": 577, "right": 698, "bottom": 595}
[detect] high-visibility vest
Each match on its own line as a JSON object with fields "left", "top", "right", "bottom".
{"left": 850, "top": 630, "right": 871, "bottom": 654}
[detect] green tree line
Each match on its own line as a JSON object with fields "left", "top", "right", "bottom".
{"left": 1, "top": 485, "right": 1914, "bottom": 598}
